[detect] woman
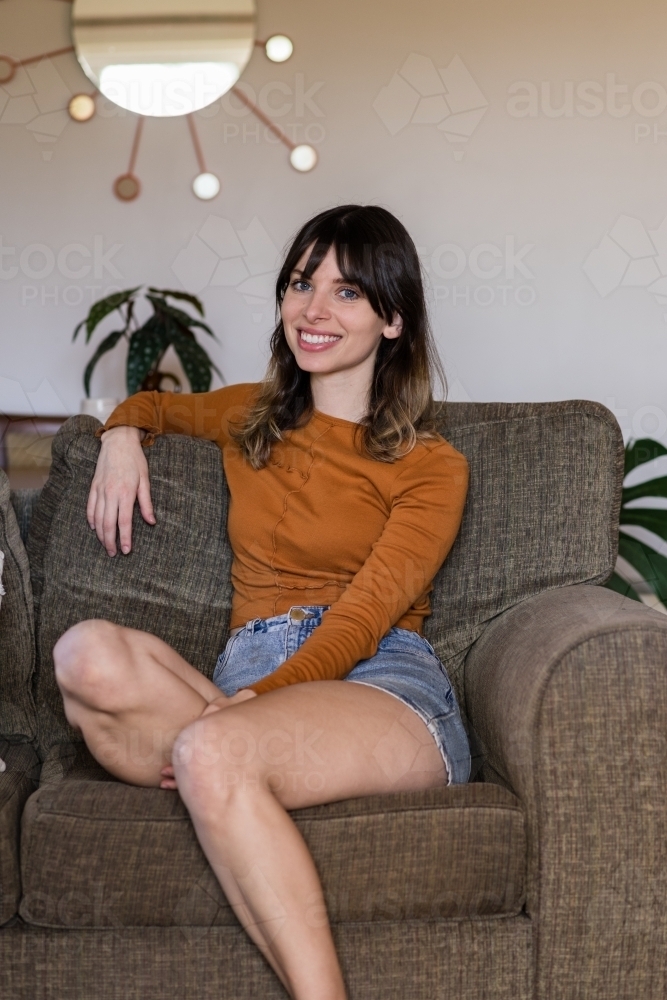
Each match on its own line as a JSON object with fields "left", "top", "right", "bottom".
{"left": 54, "top": 204, "right": 470, "bottom": 1000}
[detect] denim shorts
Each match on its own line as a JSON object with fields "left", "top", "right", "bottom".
{"left": 212, "top": 605, "right": 471, "bottom": 785}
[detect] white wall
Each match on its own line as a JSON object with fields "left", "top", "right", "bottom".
{"left": 2, "top": 0, "right": 667, "bottom": 443}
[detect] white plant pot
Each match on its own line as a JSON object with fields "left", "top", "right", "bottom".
{"left": 80, "top": 398, "right": 120, "bottom": 424}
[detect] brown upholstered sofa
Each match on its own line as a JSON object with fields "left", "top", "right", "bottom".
{"left": 1, "top": 401, "right": 666, "bottom": 999}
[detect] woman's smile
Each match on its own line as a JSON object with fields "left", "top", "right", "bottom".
{"left": 297, "top": 327, "right": 343, "bottom": 351}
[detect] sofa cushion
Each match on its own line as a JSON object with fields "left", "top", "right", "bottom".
{"left": 0, "top": 471, "right": 36, "bottom": 742}
{"left": 426, "top": 400, "right": 622, "bottom": 703}
{"left": 19, "top": 780, "right": 524, "bottom": 927}
{"left": 26, "top": 415, "right": 234, "bottom": 761}
{"left": 0, "top": 741, "right": 40, "bottom": 925}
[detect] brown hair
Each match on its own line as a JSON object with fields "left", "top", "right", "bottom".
{"left": 230, "top": 204, "right": 446, "bottom": 468}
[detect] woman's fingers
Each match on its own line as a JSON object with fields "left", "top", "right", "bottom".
{"left": 87, "top": 427, "right": 153, "bottom": 556}
{"left": 117, "top": 490, "right": 135, "bottom": 554}
{"left": 160, "top": 764, "right": 176, "bottom": 788}
{"left": 94, "top": 491, "right": 107, "bottom": 548}
{"left": 102, "top": 493, "right": 120, "bottom": 556}
{"left": 86, "top": 482, "right": 98, "bottom": 529}
{"left": 137, "top": 473, "right": 156, "bottom": 525}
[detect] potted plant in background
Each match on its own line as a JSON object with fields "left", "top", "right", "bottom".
{"left": 73, "top": 286, "right": 223, "bottom": 421}
{"left": 606, "top": 437, "right": 667, "bottom": 613}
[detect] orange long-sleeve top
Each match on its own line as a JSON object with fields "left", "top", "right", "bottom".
{"left": 102, "top": 384, "right": 469, "bottom": 694}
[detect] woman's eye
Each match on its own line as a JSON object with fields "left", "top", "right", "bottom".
{"left": 291, "top": 279, "right": 311, "bottom": 292}
{"left": 339, "top": 287, "right": 359, "bottom": 300}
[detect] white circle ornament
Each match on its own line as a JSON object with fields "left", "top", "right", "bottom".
{"left": 265, "top": 35, "right": 293, "bottom": 63}
{"left": 289, "top": 144, "right": 318, "bottom": 172}
{"left": 193, "top": 172, "right": 221, "bottom": 200}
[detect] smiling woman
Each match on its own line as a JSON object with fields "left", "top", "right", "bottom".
{"left": 231, "top": 204, "right": 446, "bottom": 467}
{"left": 53, "top": 204, "right": 470, "bottom": 1000}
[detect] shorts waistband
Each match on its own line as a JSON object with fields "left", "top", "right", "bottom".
{"left": 229, "top": 605, "right": 331, "bottom": 638}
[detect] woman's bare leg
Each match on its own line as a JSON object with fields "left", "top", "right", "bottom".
{"left": 169, "top": 680, "right": 447, "bottom": 1000}
{"left": 55, "top": 621, "right": 449, "bottom": 998}
{"left": 53, "top": 618, "right": 224, "bottom": 785}
{"left": 54, "top": 619, "right": 293, "bottom": 988}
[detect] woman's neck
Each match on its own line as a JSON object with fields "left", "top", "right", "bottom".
{"left": 309, "top": 371, "right": 371, "bottom": 424}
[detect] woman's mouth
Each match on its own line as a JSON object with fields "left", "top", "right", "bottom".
{"left": 297, "top": 329, "right": 342, "bottom": 351}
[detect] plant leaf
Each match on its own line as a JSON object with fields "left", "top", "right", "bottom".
{"left": 622, "top": 476, "right": 667, "bottom": 504}
{"left": 604, "top": 571, "right": 641, "bottom": 603}
{"left": 73, "top": 287, "right": 141, "bottom": 343}
{"left": 624, "top": 438, "right": 667, "bottom": 476}
{"left": 167, "top": 327, "right": 214, "bottom": 393}
{"left": 83, "top": 329, "right": 126, "bottom": 397}
{"left": 619, "top": 508, "right": 667, "bottom": 542}
{"left": 148, "top": 287, "right": 205, "bottom": 316}
{"left": 618, "top": 533, "right": 667, "bottom": 602}
{"left": 146, "top": 295, "right": 217, "bottom": 339}
{"left": 126, "top": 317, "right": 168, "bottom": 396}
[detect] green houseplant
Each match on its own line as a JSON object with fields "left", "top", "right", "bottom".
{"left": 73, "top": 286, "right": 222, "bottom": 397}
{"left": 606, "top": 437, "right": 667, "bottom": 610}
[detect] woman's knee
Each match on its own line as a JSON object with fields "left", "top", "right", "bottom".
{"left": 173, "top": 713, "right": 270, "bottom": 811}
{"left": 53, "top": 619, "right": 126, "bottom": 703}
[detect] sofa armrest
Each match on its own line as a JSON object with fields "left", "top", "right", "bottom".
{"left": 465, "top": 584, "right": 667, "bottom": 1000}
{"left": 0, "top": 742, "right": 40, "bottom": 926}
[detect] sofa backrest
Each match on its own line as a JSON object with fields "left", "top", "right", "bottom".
{"left": 0, "top": 470, "right": 36, "bottom": 742}
{"left": 24, "top": 401, "right": 623, "bottom": 764}
{"left": 424, "top": 400, "right": 623, "bottom": 709}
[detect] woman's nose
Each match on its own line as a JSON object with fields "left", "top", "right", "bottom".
{"left": 303, "top": 288, "right": 331, "bottom": 322}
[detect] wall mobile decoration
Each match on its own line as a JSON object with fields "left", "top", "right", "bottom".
{"left": 0, "top": 0, "right": 317, "bottom": 201}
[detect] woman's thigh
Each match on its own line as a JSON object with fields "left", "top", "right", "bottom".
{"left": 181, "top": 679, "right": 447, "bottom": 810}
{"left": 54, "top": 620, "right": 222, "bottom": 786}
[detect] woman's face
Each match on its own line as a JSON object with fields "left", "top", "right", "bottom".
{"left": 281, "top": 245, "right": 402, "bottom": 379}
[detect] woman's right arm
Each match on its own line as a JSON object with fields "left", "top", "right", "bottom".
{"left": 87, "top": 425, "right": 156, "bottom": 557}
{"left": 88, "top": 383, "right": 257, "bottom": 556}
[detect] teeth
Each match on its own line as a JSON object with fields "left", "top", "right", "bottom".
{"left": 300, "top": 331, "right": 341, "bottom": 344}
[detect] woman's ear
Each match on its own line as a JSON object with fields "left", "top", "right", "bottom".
{"left": 383, "top": 312, "right": 403, "bottom": 340}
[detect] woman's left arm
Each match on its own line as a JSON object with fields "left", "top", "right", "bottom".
{"left": 248, "top": 443, "right": 469, "bottom": 694}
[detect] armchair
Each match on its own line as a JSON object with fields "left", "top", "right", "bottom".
{"left": 1, "top": 398, "right": 664, "bottom": 999}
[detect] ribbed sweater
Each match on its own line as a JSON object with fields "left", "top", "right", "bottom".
{"left": 103, "top": 384, "right": 469, "bottom": 694}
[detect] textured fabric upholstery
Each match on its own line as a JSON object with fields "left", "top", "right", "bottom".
{"left": 465, "top": 585, "right": 667, "bottom": 1000}
{"left": 26, "top": 415, "right": 234, "bottom": 761}
{"left": 0, "top": 472, "right": 36, "bottom": 742}
{"left": 0, "top": 918, "right": 533, "bottom": 1000}
{"left": 10, "top": 488, "right": 41, "bottom": 548}
{"left": 425, "top": 401, "right": 623, "bottom": 703}
{"left": 0, "top": 741, "right": 40, "bottom": 925}
{"left": 20, "top": 782, "right": 524, "bottom": 927}
{"left": 38, "top": 740, "right": 118, "bottom": 786}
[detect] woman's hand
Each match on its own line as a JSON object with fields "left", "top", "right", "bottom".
{"left": 159, "top": 689, "right": 257, "bottom": 789}
{"left": 87, "top": 425, "right": 155, "bottom": 557}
